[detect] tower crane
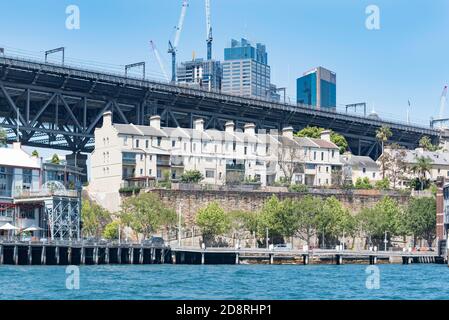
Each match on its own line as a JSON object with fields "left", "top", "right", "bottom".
{"left": 205, "top": 0, "right": 212, "bottom": 60}
{"left": 150, "top": 41, "right": 169, "bottom": 82}
{"left": 168, "top": 0, "right": 188, "bottom": 83}
{"left": 438, "top": 85, "right": 448, "bottom": 121}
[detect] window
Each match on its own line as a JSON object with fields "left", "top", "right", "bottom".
{"left": 157, "top": 137, "right": 162, "bottom": 146}
{"left": 321, "top": 152, "right": 324, "bottom": 161}
{"left": 140, "top": 169, "right": 143, "bottom": 175}
{"left": 20, "top": 208, "right": 35, "bottom": 220}
{"left": 313, "top": 152, "right": 316, "bottom": 160}
{"left": 123, "top": 136, "right": 128, "bottom": 146}
{"left": 172, "top": 140, "right": 176, "bottom": 147}
{"left": 373, "top": 172, "right": 376, "bottom": 178}
{"left": 326, "top": 166, "right": 329, "bottom": 173}
{"left": 332, "top": 150, "right": 335, "bottom": 158}
{"left": 135, "top": 139, "right": 139, "bottom": 148}
{"left": 205, "top": 170, "right": 215, "bottom": 178}
{"left": 184, "top": 143, "right": 187, "bottom": 151}
{"left": 145, "top": 140, "right": 149, "bottom": 149}
{"left": 362, "top": 168, "right": 366, "bottom": 173}
{"left": 193, "top": 143, "right": 196, "bottom": 152}
{"left": 149, "top": 169, "right": 152, "bottom": 176}
{"left": 140, "top": 154, "right": 144, "bottom": 161}
{"left": 244, "top": 147, "right": 247, "bottom": 155}
{"left": 233, "top": 142, "right": 237, "bottom": 151}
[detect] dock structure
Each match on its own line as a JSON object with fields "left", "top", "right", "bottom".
{"left": 0, "top": 242, "right": 442, "bottom": 266}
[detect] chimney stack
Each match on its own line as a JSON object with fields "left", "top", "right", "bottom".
{"left": 194, "top": 118, "right": 204, "bottom": 131}
{"left": 320, "top": 130, "right": 331, "bottom": 142}
{"left": 149, "top": 115, "right": 161, "bottom": 130}
{"left": 244, "top": 123, "right": 256, "bottom": 136}
{"left": 103, "top": 111, "right": 112, "bottom": 127}
{"left": 282, "top": 126, "right": 294, "bottom": 139}
{"left": 225, "top": 121, "right": 235, "bottom": 133}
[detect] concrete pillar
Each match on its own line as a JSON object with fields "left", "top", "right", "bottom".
{"left": 0, "top": 245, "right": 3, "bottom": 264}
{"left": 303, "top": 255, "right": 309, "bottom": 265}
{"left": 150, "top": 248, "right": 154, "bottom": 264}
{"left": 13, "top": 246, "right": 18, "bottom": 265}
{"left": 235, "top": 253, "right": 239, "bottom": 265}
{"left": 161, "top": 249, "right": 165, "bottom": 264}
{"left": 139, "top": 247, "right": 144, "bottom": 264}
{"left": 201, "top": 252, "right": 205, "bottom": 265}
{"left": 336, "top": 255, "right": 343, "bottom": 265}
{"left": 370, "top": 256, "right": 378, "bottom": 265}
{"left": 181, "top": 252, "right": 185, "bottom": 264}
{"left": 172, "top": 252, "right": 177, "bottom": 264}
{"left": 94, "top": 247, "right": 99, "bottom": 265}
{"left": 28, "top": 246, "right": 32, "bottom": 265}
{"left": 129, "top": 247, "right": 134, "bottom": 264}
{"left": 105, "top": 247, "right": 110, "bottom": 264}
{"left": 269, "top": 254, "right": 274, "bottom": 265}
{"left": 67, "top": 247, "right": 72, "bottom": 265}
{"left": 80, "top": 247, "right": 85, "bottom": 265}
{"left": 41, "top": 246, "right": 46, "bottom": 265}
{"left": 117, "top": 247, "right": 122, "bottom": 264}
{"left": 55, "top": 247, "right": 60, "bottom": 265}
{"left": 408, "top": 257, "right": 413, "bottom": 264}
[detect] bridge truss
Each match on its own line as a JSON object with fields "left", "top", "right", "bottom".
{"left": 0, "top": 56, "right": 441, "bottom": 159}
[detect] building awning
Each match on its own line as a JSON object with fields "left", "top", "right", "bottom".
{"left": 0, "top": 223, "right": 19, "bottom": 230}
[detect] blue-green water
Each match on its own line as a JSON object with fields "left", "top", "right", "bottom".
{"left": 1, "top": 264, "right": 448, "bottom": 300}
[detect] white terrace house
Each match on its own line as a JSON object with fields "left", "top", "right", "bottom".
{"left": 340, "top": 153, "right": 381, "bottom": 185}
{"left": 89, "top": 112, "right": 342, "bottom": 212}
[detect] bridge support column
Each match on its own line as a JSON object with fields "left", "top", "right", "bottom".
{"left": 303, "top": 255, "right": 309, "bottom": 265}
{"left": 41, "top": 246, "right": 46, "bottom": 265}
{"left": 336, "top": 254, "right": 343, "bottom": 265}
{"left": 13, "top": 246, "right": 18, "bottom": 265}
{"left": 55, "top": 246, "right": 60, "bottom": 265}
{"left": 235, "top": 253, "right": 239, "bottom": 265}
{"left": 28, "top": 246, "right": 32, "bottom": 265}
{"left": 201, "top": 252, "right": 205, "bottom": 265}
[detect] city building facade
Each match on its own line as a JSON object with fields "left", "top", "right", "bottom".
{"left": 340, "top": 153, "right": 381, "bottom": 185}
{"left": 297, "top": 66, "right": 337, "bottom": 109}
{"left": 177, "top": 58, "right": 222, "bottom": 91}
{"left": 222, "top": 38, "right": 277, "bottom": 100}
{"left": 89, "top": 112, "right": 342, "bottom": 212}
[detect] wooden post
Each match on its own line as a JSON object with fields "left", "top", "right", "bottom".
{"left": 161, "top": 249, "right": 165, "bottom": 264}
{"left": 150, "top": 248, "right": 154, "bottom": 264}
{"left": 269, "top": 254, "right": 274, "bottom": 265}
{"left": 172, "top": 252, "right": 177, "bottom": 264}
{"left": 336, "top": 254, "right": 343, "bottom": 265}
{"left": 105, "top": 247, "right": 110, "bottom": 264}
{"left": 80, "top": 247, "right": 85, "bottom": 265}
{"left": 129, "top": 247, "right": 134, "bottom": 264}
{"left": 94, "top": 247, "right": 99, "bottom": 265}
{"left": 41, "top": 246, "right": 46, "bottom": 265}
{"left": 0, "top": 245, "right": 3, "bottom": 265}
{"left": 28, "top": 246, "right": 32, "bottom": 265}
{"left": 201, "top": 252, "right": 205, "bottom": 265}
{"left": 139, "top": 247, "right": 144, "bottom": 264}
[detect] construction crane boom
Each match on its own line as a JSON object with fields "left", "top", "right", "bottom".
{"left": 205, "top": 0, "right": 212, "bottom": 60}
{"left": 438, "top": 85, "right": 448, "bottom": 121}
{"left": 168, "top": 0, "right": 189, "bottom": 83}
{"left": 150, "top": 41, "right": 169, "bottom": 82}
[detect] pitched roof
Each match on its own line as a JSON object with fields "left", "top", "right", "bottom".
{"left": 0, "top": 145, "right": 40, "bottom": 169}
{"left": 340, "top": 154, "right": 379, "bottom": 170}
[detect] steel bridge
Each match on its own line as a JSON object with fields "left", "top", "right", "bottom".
{"left": 0, "top": 56, "right": 442, "bottom": 159}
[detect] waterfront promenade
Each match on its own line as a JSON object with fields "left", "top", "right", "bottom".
{"left": 0, "top": 240, "right": 442, "bottom": 266}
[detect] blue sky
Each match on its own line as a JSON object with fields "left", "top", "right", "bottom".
{"left": 1, "top": 0, "right": 449, "bottom": 125}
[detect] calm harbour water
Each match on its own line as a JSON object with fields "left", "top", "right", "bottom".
{"left": 1, "top": 264, "right": 448, "bottom": 300}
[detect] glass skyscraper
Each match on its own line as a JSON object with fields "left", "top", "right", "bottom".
{"left": 222, "top": 38, "right": 277, "bottom": 100}
{"left": 297, "top": 67, "right": 336, "bottom": 109}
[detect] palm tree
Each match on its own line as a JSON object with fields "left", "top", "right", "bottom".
{"left": 31, "top": 150, "right": 39, "bottom": 158}
{"left": 411, "top": 156, "right": 433, "bottom": 190}
{"left": 376, "top": 125, "right": 392, "bottom": 178}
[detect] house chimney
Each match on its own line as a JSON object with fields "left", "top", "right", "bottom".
{"left": 244, "top": 123, "right": 256, "bottom": 136}
{"left": 149, "top": 115, "right": 161, "bottom": 130}
{"left": 320, "top": 130, "right": 331, "bottom": 142}
{"left": 194, "top": 118, "right": 204, "bottom": 131}
{"left": 103, "top": 111, "right": 112, "bottom": 127}
{"left": 282, "top": 126, "right": 294, "bottom": 139}
{"left": 225, "top": 121, "right": 235, "bottom": 133}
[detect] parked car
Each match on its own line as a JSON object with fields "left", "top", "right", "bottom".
{"left": 273, "top": 243, "right": 292, "bottom": 251}
{"left": 142, "top": 236, "right": 165, "bottom": 247}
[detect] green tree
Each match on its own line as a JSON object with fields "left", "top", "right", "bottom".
{"left": 404, "top": 197, "right": 436, "bottom": 247}
{"left": 375, "top": 178, "right": 390, "bottom": 190}
{"left": 296, "top": 126, "right": 348, "bottom": 154}
{"left": 291, "top": 196, "right": 323, "bottom": 246}
{"left": 196, "top": 202, "right": 231, "bottom": 245}
{"left": 180, "top": 170, "right": 204, "bottom": 183}
{"left": 358, "top": 197, "right": 402, "bottom": 247}
{"left": 31, "top": 150, "right": 39, "bottom": 158}
{"left": 355, "top": 177, "right": 373, "bottom": 189}
{"left": 419, "top": 136, "right": 441, "bottom": 152}
{"left": 103, "top": 220, "right": 120, "bottom": 240}
{"left": 410, "top": 156, "right": 433, "bottom": 190}
{"left": 316, "top": 196, "right": 351, "bottom": 247}
{"left": 0, "top": 127, "right": 7, "bottom": 147}
{"left": 376, "top": 125, "right": 393, "bottom": 178}
{"left": 51, "top": 153, "right": 60, "bottom": 164}
{"left": 81, "top": 199, "right": 112, "bottom": 238}
{"left": 120, "top": 192, "right": 176, "bottom": 240}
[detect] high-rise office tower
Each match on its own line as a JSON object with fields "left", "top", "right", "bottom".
{"left": 177, "top": 58, "right": 222, "bottom": 91}
{"left": 296, "top": 67, "right": 336, "bottom": 109}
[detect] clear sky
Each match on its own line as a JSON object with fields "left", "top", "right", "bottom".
{"left": 1, "top": 0, "right": 448, "bottom": 126}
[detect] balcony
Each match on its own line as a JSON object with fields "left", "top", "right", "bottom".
{"left": 170, "top": 156, "right": 184, "bottom": 167}
{"left": 226, "top": 163, "right": 245, "bottom": 172}
{"left": 122, "top": 153, "right": 136, "bottom": 165}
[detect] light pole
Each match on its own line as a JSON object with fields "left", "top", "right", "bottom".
{"left": 384, "top": 231, "right": 388, "bottom": 251}
{"left": 266, "top": 228, "right": 269, "bottom": 249}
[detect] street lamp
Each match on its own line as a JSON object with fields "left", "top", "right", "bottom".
{"left": 384, "top": 231, "right": 388, "bottom": 251}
